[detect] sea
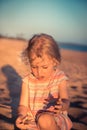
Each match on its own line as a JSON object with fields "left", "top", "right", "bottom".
{"left": 59, "top": 43, "right": 87, "bottom": 52}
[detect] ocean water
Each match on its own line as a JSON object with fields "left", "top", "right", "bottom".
{"left": 59, "top": 43, "right": 87, "bottom": 52}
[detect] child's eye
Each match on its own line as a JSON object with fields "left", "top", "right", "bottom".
{"left": 42, "top": 66, "right": 48, "bottom": 69}
{"left": 32, "top": 66, "right": 37, "bottom": 69}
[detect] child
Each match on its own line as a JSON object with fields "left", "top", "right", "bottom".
{"left": 16, "top": 33, "right": 72, "bottom": 130}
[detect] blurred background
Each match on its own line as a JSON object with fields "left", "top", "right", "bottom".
{"left": 0, "top": 0, "right": 87, "bottom": 51}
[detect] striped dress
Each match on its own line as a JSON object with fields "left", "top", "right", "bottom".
{"left": 23, "top": 69, "right": 67, "bottom": 113}
{"left": 22, "top": 69, "right": 72, "bottom": 130}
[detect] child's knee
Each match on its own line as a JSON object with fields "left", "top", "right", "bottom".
{"left": 37, "top": 113, "right": 55, "bottom": 128}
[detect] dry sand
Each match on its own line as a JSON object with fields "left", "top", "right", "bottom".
{"left": 0, "top": 38, "right": 87, "bottom": 130}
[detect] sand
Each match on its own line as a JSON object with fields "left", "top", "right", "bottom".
{"left": 0, "top": 38, "right": 87, "bottom": 130}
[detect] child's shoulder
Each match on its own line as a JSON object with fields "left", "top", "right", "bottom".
{"left": 55, "top": 69, "right": 68, "bottom": 81}
{"left": 22, "top": 72, "right": 35, "bottom": 84}
{"left": 22, "top": 74, "right": 29, "bottom": 84}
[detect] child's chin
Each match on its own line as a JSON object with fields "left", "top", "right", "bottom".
{"left": 37, "top": 77, "right": 47, "bottom": 81}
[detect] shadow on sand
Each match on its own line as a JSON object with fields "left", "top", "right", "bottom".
{"left": 69, "top": 85, "right": 87, "bottom": 130}
{"left": 0, "top": 65, "right": 22, "bottom": 130}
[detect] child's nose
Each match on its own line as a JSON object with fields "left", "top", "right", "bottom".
{"left": 37, "top": 68, "right": 42, "bottom": 77}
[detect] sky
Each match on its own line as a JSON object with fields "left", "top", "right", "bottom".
{"left": 0, "top": 0, "right": 87, "bottom": 45}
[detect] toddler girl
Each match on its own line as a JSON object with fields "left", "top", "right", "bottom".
{"left": 16, "top": 33, "right": 72, "bottom": 130}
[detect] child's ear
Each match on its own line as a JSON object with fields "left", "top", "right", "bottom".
{"left": 53, "top": 59, "right": 60, "bottom": 70}
{"left": 53, "top": 58, "right": 60, "bottom": 66}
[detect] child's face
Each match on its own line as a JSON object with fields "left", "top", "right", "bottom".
{"left": 30, "top": 54, "right": 57, "bottom": 81}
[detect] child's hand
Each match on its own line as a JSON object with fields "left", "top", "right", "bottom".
{"left": 53, "top": 99, "right": 63, "bottom": 113}
{"left": 16, "top": 115, "right": 38, "bottom": 130}
{"left": 43, "top": 98, "right": 49, "bottom": 105}
{"left": 43, "top": 98, "right": 63, "bottom": 113}
{"left": 16, "top": 115, "right": 28, "bottom": 129}
{"left": 16, "top": 114, "right": 33, "bottom": 128}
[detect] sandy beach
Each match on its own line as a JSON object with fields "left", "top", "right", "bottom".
{"left": 0, "top": 38, "right": 87, "bottom": 130}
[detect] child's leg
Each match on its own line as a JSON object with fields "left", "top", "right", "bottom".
{"left": 37, "top": 113, "right": 60, "bottom": 130}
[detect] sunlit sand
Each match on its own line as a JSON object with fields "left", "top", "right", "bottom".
{"left": 0, "top": 38, "right": 87, "bottom": 130}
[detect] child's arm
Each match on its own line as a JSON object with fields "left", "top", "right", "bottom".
{"left": 18, "top": 82, "right": 29, "bottom": 116}
{"left": 17, "top": 82, "right": 34, "bottom": 118}
{"left": 54, "top": 80, "right": 70, "bottom": 113}
{"left": 59, "top": 79, "right": 70, "bottom": 110}
{"left": 16, "top": 82, "right": 34, "bottom": 129}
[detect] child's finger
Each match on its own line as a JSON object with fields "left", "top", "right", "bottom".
{"left": 53, "top": 109, "right": 60, "bottom": 114}
{"left": 57, "top": 98, "right": 62, "bottom": 105}
{"left": 16, "top": 116, "right": 23, "bottom": 124}
{"left": 43, "top": 99, "right": 49, "bottom": 104}
{"left": 54, "top": 104, "right": 62, "bottom": 110}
